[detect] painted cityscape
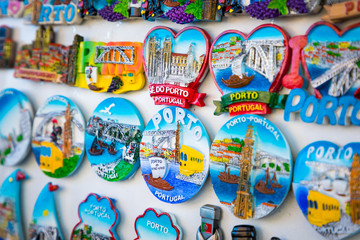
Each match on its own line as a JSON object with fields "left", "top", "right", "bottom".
{"left": 211, "top": 27, "right": 287, "bottom": 95}
{"left": 140, "top": 107, "right": 210, "bottom": 203}
{"left": 0, "top": 89, "right": 32, "bottom": 166}
{"left": 210, "top": 115, "right": 292, "bottom": 219}
{"left": 85, "top": 98, "right": 144, "bottom": 181}
{"left": 293, "top": 142, "right": 360, "bottom": 240}
{"left": 304, "top": 24, "right": 360, "bottom": 98}
{"left": 32, "top": 96, "right": 85, "bottom": 178}
{"left": 144, "top": 28, "right": 207, "bottom": 88}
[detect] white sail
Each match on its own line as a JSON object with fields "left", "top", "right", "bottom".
{"left": 149, "top": 156, "right": 169, "bottom": 178}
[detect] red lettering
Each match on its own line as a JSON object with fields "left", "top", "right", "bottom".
{"left": 345, "top": 1, "right": 354, "bottom": 15}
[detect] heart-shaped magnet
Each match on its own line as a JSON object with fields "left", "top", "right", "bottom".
{"left": 143, "top": 26, "right": 211, "bottom": 108}
{"left": 293, "top": 141, "right": 360, "bottom": 240}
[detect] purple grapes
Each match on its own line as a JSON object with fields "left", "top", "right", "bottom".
{"left": 245, "top": 0, "right": 281, "bottom": 20}
{"left": 287, "top": 0, "right": 308, "bottom": 13}
{"left": 165, "top": 2, "right": 195, "bottom": 24}
{"left": 98, "top": 2, "right": 126, "bottom": 22}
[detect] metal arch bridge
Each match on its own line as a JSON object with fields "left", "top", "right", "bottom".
{"left": 34, "top": 110, "right": 84, "bottom": 137}
{"left": 231, "top": 39, "right": 284, "bottom": 83}
{"left": 102, "top": 122, "right": 139, "bottom": 143}
{"left": 143, "top": 130, "right": 176, "bottom": 151}
{"left": 94, "top": 45, "right": 134, "bottom": 65}
{"left": 311, "top": 56, "right": 360, "bottom": 97}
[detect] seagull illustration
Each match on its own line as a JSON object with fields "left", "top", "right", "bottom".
{"left": 100, "top": 103, "right": 115, "bottom": 115}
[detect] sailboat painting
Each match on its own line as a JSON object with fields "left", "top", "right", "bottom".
{"left": 0, "top": 88, "right": 33, "bottom": 166}
{"left": 32, "top": 95, "right": 85, "bottom": 178}
{"left": 209, "top": 115, "right": 292, "bottom": 219}
{"left": 140, "top": 106, "right": 210, "bottom": 204}
{"left": 293, "top": 141, "right": 360, "bottom": 240}
{"left": 85, "top": 98, "right": 144, "bottom": 181}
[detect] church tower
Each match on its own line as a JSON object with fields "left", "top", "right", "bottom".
{"left": 147, "top": 36, "right": 157, "bottom": 78}
{"left": 63, "top": 103, "right": 72, "bottom": 159}
{"left": 350, "top": 153, "right": 360, "bottom": 224}
{"left": 162, "top": 37, "right": 172, "bottom": 79}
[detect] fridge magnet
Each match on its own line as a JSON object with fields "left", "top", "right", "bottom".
{"left": 0, "top": 0, "right": 24, "bottom": 17}
{"left": 322, "top": 0, "right": 360, "bottom": 22}
{"left": 77, "top": 0, "right": 142, "bottom": 22}
{"left": 210, "top": 25, "right": 290, "bottom": 116}
{"left": 293, "top": 141, "right": 360, "bottom": 240}
{"left": 28, "top": 182, "right": 64, "bottom": 240}
{"left": 0, "top": 88, "right": 33, "bottom": 166}
{"left": 196, "top": 204, "right": 223, "bottom": 240}
{"left": 85, "top": 97, "right": 144, "bottom": 181}
{"left": 0, "top": 26, "right": 16, "bottom": 68}
{"left": 140, "top": 106, "right": 210, "bottom": 204}
{"left": 32, "top": 95, "right": 85, "bottom": 178}
{"left": 283, "top": 22, "right": 360, "bottom": 126}
{"left": 0, "top": 169, "right": 26, "bottom": 240}
{"left": 14, "top": 26, "right": 84, "bottom": 85}
{"left": 231, "top": 225, "right": 256, "bottom": 239}
{"left": 134, "top": 208, "right": 183, "bottom": 240}
{"left": 210, "top": 115, "right": 292, "bottom": 219}
{"left": 140, "top": 0, "right": 221, "bottom": 24}
{"left": 23, "top": 0, "right": 82, "bottom": 25}
{"left": 71, "top": 193, "right": 120, "bottom": 240}
{"left": 143, "top": 26, "right": 211, "bottom": 108}
{"left": 75, "top": 40, "right": 145, "bottom": 94}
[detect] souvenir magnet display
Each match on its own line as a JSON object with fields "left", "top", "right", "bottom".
{"left": 322, "top": 0, "right": 360, "bottom": 22}
{"left": 140, "top": 0, "right": 221, "bottom": 24}
{"left": 218, "top": 0, "right": 321, "bottom": 19}
{"left": 0, "top": 26, "right": 16, "bottom": 68}
{"left": 293, "top": 141, "right": 360, "bottom": 240}
{"left": 29, "top": 183, "right": 64, "bottom": 240}
{"left": 0, "top": 0, "right": 25, "bottom": 17}
{"left": 77, "top": 0, "right": 142, "bottom": 22}
{"left": 196, "top": 204, "right": 223, "bottom": 240}
{"left": 85, "top": 98, "right": 144, "bottom": 181}
{"left": 0, "top": 169, "right": 26, "bottom": 240}
{"left": 0, "top": 88, "right": 33, "bottom": 166}
{"left": 140, "top": 106, "right": 210, "bottom": 203}
{"left": 134, "top": 208, "right": 183, "bottom": 240}
{"left": 210, "top": 25, "right": 289, "bottom": 116}
{"left": 14, "top": 26, "right": 84, "bottom": 85}
{"left": 283, "top": 22, "right": 360, "bottom": 126}
{"left": 210, "top": 115, "right": 292, "bottom": 219}
{"left": 143, "top": 26, "right": 211, "bottom": 108}
{"left": 71, "top": 193, "right": 120, "bottom": 240}
{"left": 75, "top": 40, "right": 145, "bottom": 93}
{"left": 32, "top": 95, "right": 85, "bottom": 178}
{"left": 23, "top": 0, "right": 82, "bottom": 25}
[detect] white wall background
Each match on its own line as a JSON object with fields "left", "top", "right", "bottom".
{"left": 0, "top": 13, "right": 359, "bottom": 240}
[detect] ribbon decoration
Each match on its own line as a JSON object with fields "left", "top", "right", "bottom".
{"left": 214, "top": 90, "right": 288, "bottom": 115}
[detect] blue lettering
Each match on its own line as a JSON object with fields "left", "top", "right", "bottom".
{"left": 64, "top": 3, "right": 75, "bottom": 22}
{"left": 300, "top": 95, "right": 319, "bottom": 123}
{"left": 284, "top": 88, "right": 307, "bottom": 121}
{"left": 316, "top": 96, "right": 337, "bottom": 125}
{"left": 351, "top": 100, "right": 360, "bottom": 125}
{"left": 338, "top": 96, "right": 357, "bottom": 126}
{"left": 0, "top": 0, "right": 8, "bottom": 15}
{"left": 53, "top": 5, "right": 65, "bottom": 22}
{"left": 38, "top": 5, "right": 52, "bottom": 23}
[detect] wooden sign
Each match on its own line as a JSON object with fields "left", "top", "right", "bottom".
{"left": 323, "top": 0, "right": 360, "bottom": 22}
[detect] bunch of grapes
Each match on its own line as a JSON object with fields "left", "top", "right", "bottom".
{"left": 287, "top": 0, "right": 308, "bottom": 13}
{"left": 245, "top": 0, "right": 281, "bottom": 19}
{"left": 98, "top": 3, "right": 126, "bottom": 22}
{"left": 165, "top": 2, "right": 195, "bottom": 24}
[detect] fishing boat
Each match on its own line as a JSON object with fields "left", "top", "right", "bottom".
{"left": 88, "top": 137, "right": 103, "bottom": 156}
{"left": 221, "top": 74, "right": 254, "bottom": 88}
{"left": 270, "top": 171, "right": 282, "bottom": 189}
{"left": 218, "top": 163, "right": 239, "bottom": 184}
{"left": 333, "top": 177, "right": 348, "bottom": 196}
{"left": 255, "top": 168, "right": 275, "bottom": 195}
{"left": 149, "top": 155, "right": 169, "bottom": 179}
{"left": 143, "top": 173, "right": 174, "bottom": 191}
{"left": 108, "top": 142, "right": 117, "bottom": 155}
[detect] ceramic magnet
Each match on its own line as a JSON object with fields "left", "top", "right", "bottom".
{"left": 32, "top": 95, "right": 85, "bottom": 178}
{"left": 71, "top": 193, "right": 120, "bottom": 240}
{"left": 0, "top": 169, "right": 26, "bottom": 240}
{"left": 0, "top": 88, "right": 33, "bottom": 166}
{"left": 293, "top": 141, "right": 360, "bottom": 240}
{"left": 134, "top": 208, "right": 183, "bottom": 240}
{"left": 209, "top": 115, "right": 292, "bottom": 219}
{"left": 0, "top": 26, "right": 16, "bottom": 68}
{"left": 85, "top": 97, "right": 144, "bottom": 181}
{"left": 29, "top": 182, "right": 64, "bottom": 240}
{"left": 210, "top": 25, "right": 290, "bottom": 116}
{"left": 140, "top": 106, "right": 210, "bottom": 203}
{"left": 143, "top": 26, "right": 211, "bottom": 108}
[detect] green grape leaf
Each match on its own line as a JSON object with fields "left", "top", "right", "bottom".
{"left": 185, "top": 0, "right": 203, "bottom": 19}
{"left": 267, "top": 0, "right": 288, "bottom": 15}
{"left": 113, "top": 0, "right": 129, "bottom": 18}
{"left": 178, "top": 0, "right": 185, "bottom": 6}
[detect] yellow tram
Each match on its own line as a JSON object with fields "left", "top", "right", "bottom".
{"left": 307, "top": 190, "right": 341, "bottom": 227}
{"left": 179, "top": 145, "right": 204, "bottom": 177}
